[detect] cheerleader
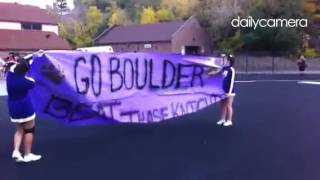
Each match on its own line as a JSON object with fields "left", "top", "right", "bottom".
{"left": 217, "top": 55, "right": 236, "bottom": 127}
{"left": 6, "top": 58, "right": 41, "bottom": 162}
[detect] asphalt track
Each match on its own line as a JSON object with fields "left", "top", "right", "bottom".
{"left": 0, "top": 74, "right": 320, "bottom": 180}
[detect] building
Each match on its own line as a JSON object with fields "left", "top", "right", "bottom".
{"left": 0, "top": 3, "right": 71, "bottom": 58}
{"left": 94, "top": 16, "right": 211, "bottom": 55}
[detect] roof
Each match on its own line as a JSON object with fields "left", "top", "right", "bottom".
{"left": 0, "top": 30, "right": 71, "bottom": 51}
{"left": 95, "top": 20, "right": 185, "bottom": 44}
{"left": 0, "top": 3, "right": 57, "bottom": 25}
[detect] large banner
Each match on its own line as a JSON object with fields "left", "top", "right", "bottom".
{"left": 29, "top": 51, "right": 225, "bottom": 125}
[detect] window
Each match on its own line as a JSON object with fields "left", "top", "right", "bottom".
{"left": 21, "top": 23, "right": 31, "bottom": 30}
{"left": 21, "top": 23, "right": 42, "bottom": 30}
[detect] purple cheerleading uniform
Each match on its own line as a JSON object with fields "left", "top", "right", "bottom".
{"left": 6, "top": 67, "right": 36, "bottom": 123}
{"left": 222, "top": 66, "right": 236, "bottom": 96}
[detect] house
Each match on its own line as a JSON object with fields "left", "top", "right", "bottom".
{"left": 94, "top": 16, "right": 211, "bottom": 55}
{"left": 0, "top": 2, "right": 71, "bottom": 58}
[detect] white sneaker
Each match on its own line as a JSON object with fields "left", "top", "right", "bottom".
{"left": 223, "top": 121, "right": 233, "bottom": 127}
{"left": 12, "top": 150, "right": 24, "bottom": 162}
{"left": 23, "top": 153, "right": 42, "bottom": 162}
{"left": 217, "top": 119, "right": 226, "bottom": 125}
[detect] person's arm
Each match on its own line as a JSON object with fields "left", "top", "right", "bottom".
{"left": 207, "top": 67, "right": 222, "bottom": 76}
{"left": 24, "top": 76, "right": 35, "bottom": 89}
{"left": 227, "top": 67, "right": 236, "bottom": 94}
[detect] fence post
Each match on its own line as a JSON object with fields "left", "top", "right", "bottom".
{"left": 245, "top": 54, "right": 248, "bottom": 73}
{"left": 272, "top": 55, "right": 275, "bottom": 74}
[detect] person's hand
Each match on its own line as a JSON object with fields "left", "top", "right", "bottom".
{"left": 206, "top": 67, "right": 221, "bottom": 76}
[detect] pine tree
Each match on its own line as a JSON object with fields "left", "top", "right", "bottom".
{"left": 54, "top": 0, "right": 69, "bottom": 15}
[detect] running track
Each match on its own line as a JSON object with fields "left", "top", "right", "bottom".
{"left": 0, "top": 75, "right": 319, "bottom": 180}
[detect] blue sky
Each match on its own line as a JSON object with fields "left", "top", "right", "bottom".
{"left": 0, "top": 0, "right": 74, "bottom": 9}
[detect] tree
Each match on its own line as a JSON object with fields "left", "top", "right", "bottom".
{"left": 161, "top": 0, "right": 199, "bottom": 19}
{"left": 140, "top": 7, "right": 158, "bottom": 24}
{"left": 156, "top": 8, "right": 175, "bottom": 22}
{"left": 117, "top": 0, "right": 161, "bottom": 9}
{"left": 59, "top": 6, "right": 103, "bottom": 48}
{"left": 54, "top": 0, "right": 69, "bottom": 15}
{"left": 219, "top": 30, "right": 244, "bottom": 53}
{"left": 195, "top": 0, "right": 243, "bottom": 47}
{"left": 74, "top": 23, "right": 91, "bottom": 47}
{"left": 74, "top": 0, "right": 113, "bottom": 13}
{"left": 194, "top": 0, "right": 305, "bottom": 54}
{"left": 109, "top": 8, "right": 130, "bottom": 26}
{"left": 241, "top": 0, "right": 304, "bottom": 54}
{"left": 86, "top": 6, "right": 104, "bottom": 37}
{"left": 59, "top": 22, "right": 76, "bottom": 47}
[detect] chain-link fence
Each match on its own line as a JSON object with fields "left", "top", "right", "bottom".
{"left": 1, "top": 53, "right": 320, "bottom": 78}
{"left": 234, "top": 54, "right": 320, "bottom": 73}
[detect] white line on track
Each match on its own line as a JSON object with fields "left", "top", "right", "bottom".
{"left": 235, "top": 80, "right": 256, "bottom": 83}
{"left": 258, "top": 80, "right": 301, "bottom": 82}
{"left": 297, "top": 81, "right": 320, "bottom": 85}
{"left": 236, "top": 80, "right": 300, "bottom": 83}
{"left": 236, "top": 79, "right": 320, "bottom": 83}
